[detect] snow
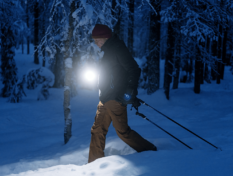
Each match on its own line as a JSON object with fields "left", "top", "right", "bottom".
{"left": 64, "top": 58, "right": 72, "bottom": 68}
{"left": 64, "top": 86, "right": 70, "bottom": 91}
{"left": 74, "top": 0, "right": 94, "bottom": 27}
{"left": 0, "top": 46, "right": 233, "bottom": 176}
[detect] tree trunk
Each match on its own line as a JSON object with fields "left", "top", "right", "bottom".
{"left": 164, "top": 22, "right": 174, "bottom": 100}
{"left": 26, "top": 1, "right": 30, "bottom": 54}
{"left": 198, "top": 42, "right": 205, "bottom": 84}
{"left": 1, "top": 27, "right": 18, "bottom": 97}
{"left": 147, "top": 5, "right": 160, "bottom": 94}
{"left": 173, "top": 0, "right": 182, "bottom": 89}
{"left": 221, "top": 27, "right": 227, "bottom": 79}
{"left": 173, "top": 23, "right": 181, "bottom": 89}
{"left": 53, "top": 47, "right": 64, "bottom": 88}
{"left": 187, "top": 57, "right": 193, "bottom": 82}
{"left": 42, "top": 14, "right": 46, "bottom": 67}
{"left": 34, "top": 1, "right": 39, "bottom": 64}
{"left": 200, "top": 61, "right": 204, "bottom": 84}
{"left": 211, "top": 39, "right": 217, "bottom": 80}
{"left": 112, "top": 0, "right": 121, "bottom": 39}
{"left": 204, "top": 63, "right": 211, "bottom": 83}
{"left": 226, "top": 37, "right": 231, "bottom": 66}
{"left": 20, "top": 0, "right": 25, "bottom": 55}
{"left": 128, "top": 0, "right": 134, "bottom": 56}
{"left": 63, "top": 1, "right": 76, "bottom": 144}
{"left": 204, "top": 37, "right": 211, "bottom": 83}
{"left": 22, "top": 36, "right": 24, "bottom": 54}
{"left": 216, "top": 25, "right": 222, "bottom": 84}
{"left": 172, "top": 45, "right": 180, "bottom": 89}
{"left": 194, "top": 44, "right": 201, "bottom": 94}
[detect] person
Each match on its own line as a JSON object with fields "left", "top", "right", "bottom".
{"left": 88, "top": 24, "right": 157, "bottom": 163}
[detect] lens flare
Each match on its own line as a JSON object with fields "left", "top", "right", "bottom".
{"left": 84, "top": 69, "right": 96, "bottom": 82}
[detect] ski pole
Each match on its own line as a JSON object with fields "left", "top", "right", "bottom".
{"left": 135, "top": 111, "right": 192, "bottom": 149}
{"left": 137, "top": 98, "right": 221, "bottom": 151}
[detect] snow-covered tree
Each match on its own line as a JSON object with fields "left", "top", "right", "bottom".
{"left": 160, "top": 0, "right": 232, "bottom": 95}
{"left": 39, "top": 0, "right": 117, "bottom": 144}
{"left": 0, "top": 0, "right": 25, "bottom": 97}
{"left": 9, "top": 75, "right": 26, "bottom": 103}
{"left": 146, "top": 0, "right": 162, "bottom": 95}
{"left": 9, "top": 67, "right": 54, "bottom": 102}
{"left": 34, "top": 0, "right": 40, "bottom": 64}
{"left": 127, "top": 0, "right": 134, "bottom": 56}
{"left": 38, "top": 0, "right": 172, "bottom": 143}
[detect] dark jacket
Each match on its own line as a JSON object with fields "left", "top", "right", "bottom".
{"left": 98, "top": 35, "right": 141, "bottom": 104}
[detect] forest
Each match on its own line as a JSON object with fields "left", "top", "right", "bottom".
{"left": 0, "top": 1, "right": 233, "bottom": 175}
{"left": 1, "top": 0, "right": 233, "bottom": 146}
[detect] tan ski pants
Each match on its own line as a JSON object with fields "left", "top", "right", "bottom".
{"left": 88, "top": 100, "right": 155, "bottom": 163}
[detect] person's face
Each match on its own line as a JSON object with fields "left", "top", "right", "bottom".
{"left": 93, "top": 38, "right": 108, "bottom": 48}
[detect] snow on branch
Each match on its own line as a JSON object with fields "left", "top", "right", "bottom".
{"left": 39, "top": 0, "right": 118, "bottom": 64}
{"left": 65, "top": 58, "right": 73, "bottom": 68}
{"left": 160, "top": 0, "right": 228, "bottom": 43}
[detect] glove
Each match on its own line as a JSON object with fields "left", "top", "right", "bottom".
{"left": 132, "top": 97, "right": 141, "bottom": 109}
{"left": 116, "top": 87, "right": 137, "bottom": 105}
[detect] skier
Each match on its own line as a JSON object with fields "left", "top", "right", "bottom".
{"left": 88, "top": 24, "right": 157, "bottom": 163}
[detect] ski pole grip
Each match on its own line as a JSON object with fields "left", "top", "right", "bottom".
{"left": 138, "top": 98, "right": 145, "bottom": 104}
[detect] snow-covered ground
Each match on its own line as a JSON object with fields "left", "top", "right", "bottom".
{"left": 0, "top": 46, "right": 233, "bottom": 176}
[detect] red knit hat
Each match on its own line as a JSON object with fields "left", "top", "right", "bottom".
{"left": 92, "top": 24, "right": 112, "bottom": 38}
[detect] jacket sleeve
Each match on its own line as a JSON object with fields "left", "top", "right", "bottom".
{"left": 116, "top": 41, "right": 141, "bottom": 89}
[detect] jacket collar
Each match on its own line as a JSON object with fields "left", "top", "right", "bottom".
{"left": 101, "top": 35, "right": 118, "bottom": 51}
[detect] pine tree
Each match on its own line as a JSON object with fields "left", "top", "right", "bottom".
{"left": 1, "top": 27, "right": 18, "bottom": 97}
{"left": 211, "top": 39, "right": 218, "bottom": 80}
{"left": 194, "top": 43, "right": 201, "bottom": 93}
{"left": 219, "top": 0, "right": 230, "bottom": 80}
{"left": 221, "top": 25, "right": 228, "bottom": 79}
{"left": 172, "top": 34, "right": 181, "bottom": 89}
{"left": 216, "top": 24, "right": 222, "bottom": 84}
{"left": 53, "top": 46, "right": 64, "bottom": 88}
{"left": 160, "top": 0, "right": 232, "bottom": 94}
{"left": 147, "top": 2, "right": 161, "bottom": 94}
{"left": 0, "top": 1, "right": 24, "bottom": 97}
{"left": 112, "top": 0, "right": 122, "bottom": 38}
{"left": 164, "top": 22, "right": 175, "bottom": 100}
{"left": 26, "top": 0, "right": 30, "bottom": 54}
{"left": 9, "top": 75, "right": 26, "bottom": 103}
{"left": 40, "top": 0, "right": 156, "bottom": 143}
{"left": 128, "top": 0, "right": 134, "bottom": 56}
{"left": 172, "top": 1, "right": 182, "bottom": 89}
{"left": 34, "top": 0, "right": 39, "bottom": 64}
{"left": 204, "top": 37, "right": 211, "bottom": 83}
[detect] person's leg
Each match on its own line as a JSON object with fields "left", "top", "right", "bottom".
{"left": 106, "top": 100, "right": 156, "bottom": 152}
{"left": 88, "top": 101, "right": 111, "bottom": 163}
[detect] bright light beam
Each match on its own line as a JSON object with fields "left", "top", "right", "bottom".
{"left": 84, "top": 69, "right": 96, "bottom": 82}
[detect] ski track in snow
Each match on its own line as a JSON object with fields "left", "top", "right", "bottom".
{"left": 0, "top": 45, "right": 233, "bottom": 176}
